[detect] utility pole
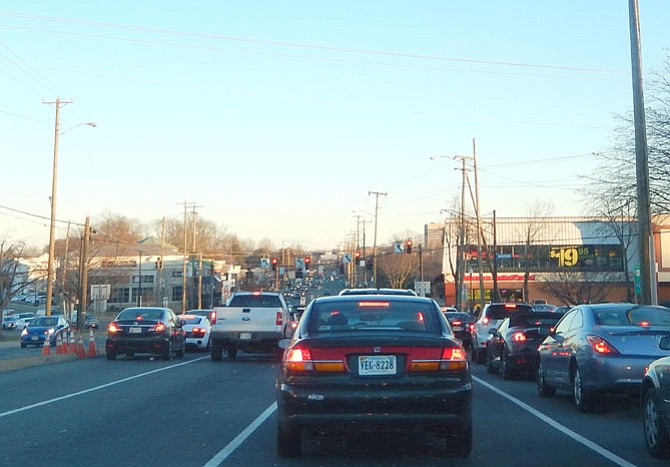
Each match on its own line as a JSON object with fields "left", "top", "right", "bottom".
{"left": 78, "top": 216, "right": 90, "bottom": 330}
{"left": 137, "top": 251, "right": 143, "bottom": 307}
{"left": 61, "top": 221, "right": 71, "bottom": 315}
{"left": 471, "top": 139, "right": 486, "bottom": 313}
{"left": 492, "top": 210, "right": 501, "bottom": 302}
{"left": 178, "top": 201, "right": 196, "bottom": 313}
{"left": 458, "top": 157, "right": 466, "bottom": 311}
{"left": 44, "top": 97, "right": 72, "bottom": 317}
{"left": 629, "top": 0, "right": 656, "bottom": 304}
{"left": 369, "top": 190, "right": 387, "bottom": 286}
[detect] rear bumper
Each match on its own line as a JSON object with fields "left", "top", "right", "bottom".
{"left": 106, "top": 336, "right": 169, "bottom": 355}
{"left": 211, "top": 331, "right": 283, "bottom": 352}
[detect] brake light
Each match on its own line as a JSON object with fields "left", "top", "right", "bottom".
{"left": 151, "top": 322, "right": 167, "bottom": 332}
{"left": 512, "top": 332, "right": 526, "bottom": 342}
{"left": 586, "top": 335, "right": 619, "bottom": 354}
{"left": 504, "top": 303, "right": 517, "bottom": 309}
{"left": 440, "top": 346, "right": 467, "bottom": 371}
{"left": 482, "top": 317, "right": 489, "bottom": 325}
{"left": 284, "top": 347, "right": 314, "bottom": 372}
{"left": 276, "top": 311, "right": 283, "bottom": 326}
{"left": 358, "top": 301, "right": 390, "bottom": 308}
{"left": 452, "top": 320, "right": 462, "bottom": 326}
{"left": 469, "top": 323, "right": 475, "bottom": 332}
{"left": 210, "top": 311, "right": 217, "bottom": 325}
{"left": 108, "top": 322, "right": 121, "bottom": 333}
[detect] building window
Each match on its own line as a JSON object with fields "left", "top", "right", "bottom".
{"left": 110, "top": 287, "right": 130, "bottom": 304}
{"left": 172, "top": 286, "right": 183, "bottom": 302}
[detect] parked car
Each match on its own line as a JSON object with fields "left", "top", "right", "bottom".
{"left": 2, "top": 316, "right": 18, "bottom": 329}
{"left": 180, "top": 314, "right": 211, "bottom": 351}
{"left": 443, "top": 311, "right": 475, "bottom": 350}
{"left": 84, "top": 314, "right": 99, "bottom": 329}
{"left": 537, "top": 303, "right": 670, "bottom": 412}
{"left": 641, "top": 335, "right": 670, "bottom": 458}
{"left": 471, "top": 302, "right": 534, "bottom": 364}
{"left": 105, "top": 307, "right": 186, "bottom": 361}
{"left": 276, "top": 295, "right": 472, "bottom": 458}
{"left": 20, "top": 316, "right": 69, "bottom": 348}
{"left": 485, "top": 311, "right": 564, "bottom": 379}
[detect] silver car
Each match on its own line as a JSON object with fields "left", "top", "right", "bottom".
{"left": 537, "top": 303, "right": 670, "bottom": 412}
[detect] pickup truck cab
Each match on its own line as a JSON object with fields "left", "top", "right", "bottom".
{"left": 210, "top": 291, "right": 292, "bottom": 360}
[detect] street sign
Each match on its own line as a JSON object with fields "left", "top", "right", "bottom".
{"left": 343, "top": 253, "right": 352, "bottom": 264}
{"left": 394, "top": 242, "right": 403, "bottom": 254}
{"left": 295, "top": 258, "right": 305, "bottom": 269}
{"left": 260, "top": 258, "right": 270, "bottom": 269}
{"left": 414, "top": 280, "right": 431, "bottom": 297}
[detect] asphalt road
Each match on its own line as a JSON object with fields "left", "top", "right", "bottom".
{"left": 0, "top": 341, "right": 665, "bottom": 467}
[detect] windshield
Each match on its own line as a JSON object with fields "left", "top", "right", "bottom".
{"left": 31, "top": 317, "right": 58, "bottom": 327}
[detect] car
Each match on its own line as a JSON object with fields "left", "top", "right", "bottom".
{"left": 180, "top": 314, "right": 211, "bottom": 351}
{"left": 15, "top": 317, "right": 34, "bottom": 332}
{"left": 532, "top": 304, "right": 558, "bottom": 312}
{"left": 20, "top": 315, "right": 69, "bottom": 348}
{"left": 641, "top": 336, "right": 670, "bottom": 458}
{"left": 2, "top": 316, "right": 18, "bottom": 330}
{"left": 276, "top": 294, "right": 472, "bottom": 458}
{"left": 536, "top": 303, "right": 670, "bottom": 412}
{"left": 84, "top": 314, "right": 99, "bottom": 329}
{"left": 443, "top": 311, "right": 475, "bottom": 350}
{"left": 485, "top": 311, "right": 564, "bottom": 379}
{"left": 555, "top": 306, "right": 572, "bottom": 314}
{"left": 105, "top": 307, "right": 186, "bottom": 361}
{"left": 338, "top": 288, "right": 418, "bottom": 296}
{"left": 470, "top": 302, "right": 534, "bottom": 364}
{"left": 184, "top": 309, "right": 213, "bottom": 322}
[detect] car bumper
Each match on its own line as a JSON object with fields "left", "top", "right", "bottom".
{"left": 211, "top": 331, "right": 283, "bottom": 352}
{"left": 185, "top": 336, "right": 208, "bottom": 350}
{"left": 106, "top": 336, "right": 169, "bottom": 355}
{"left": 277, "top": 382, "right": 472, "bottom": 432}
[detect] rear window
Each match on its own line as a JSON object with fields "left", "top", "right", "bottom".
{"left": 484, "top": 304, "right": 533, "bottom": 320}
{"left": 228, "top": 295, "right": 282, "bottom": 308}
{"left": 117, "top": 308, "right": 164, "bottom": 321}
{"left": 445, "top": 312, "right": 474, "bottom": 323}
{"left": 594, "top": 305, "right": 670, "bottom": 326}
{"left": 308, "top": 299, "right": 442, "bottom": 334}
{"left": 181, "top": 316, "right": 203, "bottom": 325}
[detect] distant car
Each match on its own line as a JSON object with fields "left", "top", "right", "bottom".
{"left": 537, "top": 303, "right": 670, "bottom": 412}
{"left": 555, "top": 306, "right": 572, "bottom": 314}
{"left": 180, "top": 314, "right": 211, "bottom": 351}
{"left": 443, "top": 311, "right": 475, "bottom": 350}
{"left": 642, "top": 336, "right": 670, "bottom": 458}
{"left": 15, "top": 317, "right": 34, "bottom": 331}
{"left": 2, "top": 316, "right": 17, "bottom": 330}
{"left": 338, "top": 288, "right": 418, "bottom": 296}
{"left": 276, "top": 295, "right": 472, "bottom": 458}
{"left": 184, "top": 309, "right": 213, "bottom": 322}
{"left": 20, "top": 316, "right": 69, "bottom": 348}
{"left": 105, "top": 307, "right": 186, "bottom": 361}
{"left": 471, "top": 303, "right": 534, "bottom": 364}
{"left": 485, "top": 311, "right": 564, "bottom": 379}
{"left": 84, "top": 314, "right": 99, "bottom": 329}
{"left": 532, "top": 304, "right": 558, "bottom": 312}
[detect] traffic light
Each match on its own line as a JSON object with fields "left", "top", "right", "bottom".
{"left": 271, "top": 257, "right": 278, "bottom": 271}
{"left": 355, "top": 250, "right": 361, "bottom": 265}
{"left": 405, "top": 239, "right": 413, "bottom": 254}
{"left": 155, "top": 257, "right": 163, "bottom": 269}
{"left": 304, "top": 257, "right": 311, "bottom": 270}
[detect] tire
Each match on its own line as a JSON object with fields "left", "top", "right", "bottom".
{"left": 226, "top": 347, "right": 238, "bottom": 359}
{"left": 445, "top": 420, "right": 472, "bottom": 457}
{"left": 277, "top": 423, "right": 301, "bottom": 457}
{"left": 536, "top": 360, "right": 555, "bottom": 397}
{"left": 500, "top": 354, "right": 513, "bottom": 380}
{"left": 175, "top": 340, "right": 185, "bottom": 358}
{"left": 642, "top": 387, "right": 670, "bottom": 458}
{"left": 106, "top": 351, "right": 117, "bottom": 361}
{"left": 475, "top": 346, "right": 485, "bottom": 364}
{"left": 485, "top": 351, "right": 496, "bottom": 374}
{"left": 162, "top": 340, "right": 172, "bottom": 361}
{"left": 211, "top": 345, "right": 223, "bottom": 361}
{"left": 572, "top": 366, "right": 595, "bottom": 412}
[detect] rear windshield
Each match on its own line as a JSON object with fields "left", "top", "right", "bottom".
{"left": 117, "top": 308, "right": 164, "bottom": 321}
{"left": 485, "top": 304, "right": 533, "bottom": 320}
{"left": 594, "top": 306, "right": 670, "bottom": 326}
{"left": 181, "top": 316, "right": 203, "bottom": 325}
{"left": 228, "top": 295, "right": 282, "bottom": 308}
{"left": 509, "top": 312, "right": 562, "bottom": 328}
{"left": 309, "top": 299, "right": 441, "bottom": 334}
{"left": 445, "top": 312, "right": 473, "bottom": 323}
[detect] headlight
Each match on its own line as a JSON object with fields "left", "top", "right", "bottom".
{"left": 21, "top": 329, "right": 28, "bottom": 336}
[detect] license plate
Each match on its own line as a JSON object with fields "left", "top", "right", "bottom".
{"left": 31, "top": 336, "right": 38, "bottom": 341}
{"left": 240, "top": 332, "right": 252, "bottom": 340}
{"left": 358, "top": 355, "right": 397, "bottom": 375}
{"left": 452, "top": 326, "right": 462, "bottom": 331}
{"left": 129, "top": 327, "right": 141, "bottom": 334}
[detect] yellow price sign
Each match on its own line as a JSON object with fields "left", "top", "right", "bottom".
{"left": 550, "top": 246, "right": 579, "bottom": 267}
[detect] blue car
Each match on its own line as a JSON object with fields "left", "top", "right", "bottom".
{"left": 20, "top": 316, "right": 69, "bottom": 348}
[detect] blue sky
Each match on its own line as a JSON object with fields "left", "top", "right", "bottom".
{"left": 1, "top": 2, "right": 669, "bottom": 252}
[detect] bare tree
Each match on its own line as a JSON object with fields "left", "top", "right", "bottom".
{"left": 518, "top": 201, "right": 554, "bottom": 302}
{"left": 0, "top": 239, "right": 35, "bottom": 307}
{"left": 377, "top": 249, "right": 419, "bottom": 289}
{"left": 539, "top": 270, "right": 618, "bottom": 305}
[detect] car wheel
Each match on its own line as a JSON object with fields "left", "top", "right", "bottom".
{"left": 536, "top": 360, "right": 555, "bottom": 397}
{"left": 485, "top": 351, "right": 496, "bottom": 374}
{"left": 175, "top": 340, "right": 185, "bottom": 358}
{"left": 572, "top": 366, "right": 594, "bottom": 412}
{"left": 444, "top": 420, "right": 472, "bottom": 457}
{"left": 643, "top": 387, "right": 670, "bottom": 458}
{"left": 211, "top": 345, "right": 223, "bottom": 361}
{"left": 475, "top": 346, "right": 485, "bottom": 364}
{"left": 106, "top": 351, "right": 117, "bottom": 361}
{"left": 500, "top": 354, "right": 513, "bottom": 380}
{"left": 162, "top": 340, "right": 173, "bottom": 361}
{"left": 226, "top": 347, "right": 238, "bottom": 359}
{"left": 277, "top": 423, "right": 301, "bottom": 457}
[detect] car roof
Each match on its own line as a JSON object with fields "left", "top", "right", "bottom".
{"left": 338, "top": 288, "right": 418, "bottom": 296}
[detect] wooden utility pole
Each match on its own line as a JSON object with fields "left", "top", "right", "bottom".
{"left": 368, "top": 190, "right": 387, "bottom": 285}
{"left": 78, "top": 216, "right": 91, "bottom": 330}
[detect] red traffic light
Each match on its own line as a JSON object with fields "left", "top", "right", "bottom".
{"left": 304, "top": 257, "right": 311, "bottom": 269}
{"left": 405, "top": 239, "right": 413, "bottom": 254}
{"left": 271, "top": 257, "right": 278, "bottom": 264}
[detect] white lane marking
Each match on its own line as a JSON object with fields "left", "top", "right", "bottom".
{"left": 0, "top": 357, "right": 209, "bottom": 419}
{"left": 473, "top": 376, "right": 638, "bottom": 467}
{"left": 203, "top": 402, "right": 277, "bottom": 467}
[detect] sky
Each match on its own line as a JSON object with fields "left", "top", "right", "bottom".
{"left": 1, "top": 2, "right": 669, "bottom": 253}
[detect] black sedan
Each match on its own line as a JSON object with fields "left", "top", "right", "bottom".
{"left": 443, "top": 311, "right": 475, "bottom": 350}
{"left": 276, "top": 295, "right": 472, "bottom": 458}
{"left": 105, "top": 307, "right": 186, "bottom": 360}
{"left": 642, "top": 336, "right": 670, "bottom": 458}
{"left": 485, "top": 311, "right": 563, "bottom": 379}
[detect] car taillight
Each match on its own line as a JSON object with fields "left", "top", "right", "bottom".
{"left": 284, "top": 347, "right": 314, "bottom": 372}
{"left": 452, "top": 320, "right": 462, "bottom": 326}
{"left": 108, "top": 322, "right": 121, "bottom": 333}
{"left": 586, "top": 335, "right": 619, "bottom": 354}
{"left": 191, "top": 327, "right": 206, "bottom": 337}
{"left": 469, "top": 323, "right": 475, "bottom": 332}
{"left": 411, "top": 346, "right": 467, "bottom": 372}
{"left": 482, "top": 317, "right": 489, "bottom": 325}
{"left": 210, "top": 311, "right": 217, "bottom": 325}
{"left": 276, "top": 311, "right": 283, "bottom": 326}
{"left": 151, "top": 322, "right": 167, "bottom": 332}
{"left": 512, "top": 332, "right": 526, "bottom": 342}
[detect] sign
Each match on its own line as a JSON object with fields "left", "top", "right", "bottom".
{"left": 393, "top": 243, "right": 403, "bottom": 254}
{"left": 414, "top": 281, "right": 431, "bottom": 297}
{"left": 260, "top": 258, "right": 270, "bottom": 269}
{"left": 634, "top": 265, "right": 641, "bottom": 295}
{"left": 343, "top": 253, "right": 352, "bottom": 264}
{"left": 295, "top": 258, "right": 305, "bottom": 269}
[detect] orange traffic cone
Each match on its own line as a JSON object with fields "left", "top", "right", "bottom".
{"left": 41, "top": 334, "right": 52, "bottom": 356}
{"left": 76, "top": 332, "right": 86, "bottom": 358}
{"left": 68, "top": 330, "right": 77, "bottom": 354}
{"left": 87, "top": 328, "right": 97, "bottom": 357}
{"left": 56, "top": 332, "right": 64, "bottom": 354}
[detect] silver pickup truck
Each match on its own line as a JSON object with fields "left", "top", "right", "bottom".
{"left": 209, "top": 291, "right": 293, "bottom": 360}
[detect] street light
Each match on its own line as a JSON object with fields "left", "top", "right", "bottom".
{"left": 44, "top": 96, "right": 95, "bottom": 317}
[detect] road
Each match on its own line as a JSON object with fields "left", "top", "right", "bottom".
{"left": 0, "top": 341, "right": 664, "bottom": 467}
